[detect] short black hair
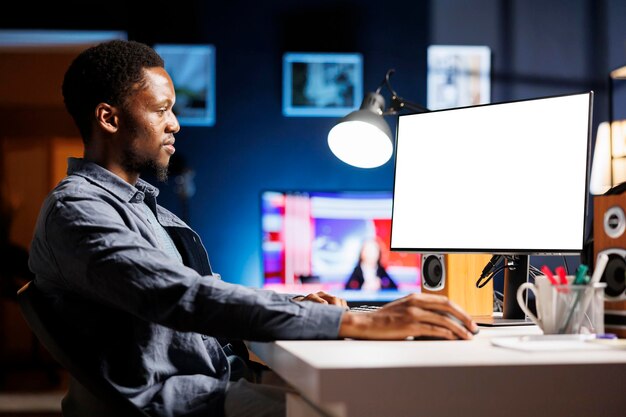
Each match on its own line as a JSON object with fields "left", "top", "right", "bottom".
{"left": 62, "top": 40, "right": 164, "bottom": 142}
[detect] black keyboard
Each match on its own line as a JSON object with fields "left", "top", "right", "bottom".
{"left": 349, "top": 305, "right": 382, "bottom": 313}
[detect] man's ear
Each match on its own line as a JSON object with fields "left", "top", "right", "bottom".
{"left": 95, "top": 103, "right": 119, "bottom": 133}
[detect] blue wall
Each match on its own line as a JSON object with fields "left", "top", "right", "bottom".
{"left": 147, "top": 1, "right": 431, "bottom": 287}
{"left": 3, "top": 0, "right": 626, "bottom": 287}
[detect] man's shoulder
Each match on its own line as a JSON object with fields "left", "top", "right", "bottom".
{"left": 43, "top": 174, "right": 126, "bottom": 218}
{"left": 48, "top": 174, "right": 103, "bottom": 202}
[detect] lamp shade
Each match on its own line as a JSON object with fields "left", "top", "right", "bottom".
{"left": 327, "top": 93, "right": 393, "bottom": 168}
{"left": 590, "top": 120, "right": 626, "bottom": 194}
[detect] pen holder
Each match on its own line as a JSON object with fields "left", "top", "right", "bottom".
{"left": 517, "top": 276, "right": 606, "bottom": 335}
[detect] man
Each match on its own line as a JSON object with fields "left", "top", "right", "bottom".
{"left": 28, "top": 40, "right": 477, "bottom": 417}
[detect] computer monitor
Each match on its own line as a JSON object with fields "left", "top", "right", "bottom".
{"left": 390, "top": 91, "right": 593, "bottom": 321}
{"left": 261, "top": 190, "right": 421, "bottom": 305}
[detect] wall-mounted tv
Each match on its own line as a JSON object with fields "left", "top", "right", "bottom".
{"left": 261, "top": 190, "right": 421, "bottom": 304}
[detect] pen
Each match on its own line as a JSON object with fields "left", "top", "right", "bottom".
{"left": 573, "top": 264, "right": 589, "bottom": 285}
{"left": 588, "top": 253, "right": 609, "bottom": 286}
{"left": 559, "top": 285, "right": 584, "bottom": 333}
{"left": 541, "top": 265, "right": 559, "bottom": 285}
{"left": 555, "top": 266, "right": 568, "bottom": 285}
{"left": 567, "top": 253, "right": 610, "bottom": 334}
{"left": 595, "top": 333, "right": 618, "bottom": 339}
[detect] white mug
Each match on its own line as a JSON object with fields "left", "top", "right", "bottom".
{"left": 517, "top": 276, "right": 605, "bottom": 334}
{"left": 517, "top": 276, "right": 561, "bottom": 333}
{"left": 517, "top": 275, "right": 593, "bottom": 334}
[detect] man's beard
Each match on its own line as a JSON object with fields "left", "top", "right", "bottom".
{"left": 119, "top": 118, "right": 169, "bottom": 182}
{"left": 122, "top": 154, "right": 169, "bottom": 182}
{"left": 121, "top": 142, "right": 169, "bottom": 183}
{"left": 149, "top": 160, "right": 169, "bottom": 182}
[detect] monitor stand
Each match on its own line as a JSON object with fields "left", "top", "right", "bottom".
{"left": 476, "top": 255, "right": 534, "bottom": 327}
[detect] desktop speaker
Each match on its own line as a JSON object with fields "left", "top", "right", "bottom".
{"left": 593, "top": 193, "right": 626, "bottom": 338}
{"left": 421, "top": 253, "right": 493, "bottom": 316}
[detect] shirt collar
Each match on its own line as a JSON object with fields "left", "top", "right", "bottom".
{"left": 67, "top": 158, "right": 160, "bottom": 204}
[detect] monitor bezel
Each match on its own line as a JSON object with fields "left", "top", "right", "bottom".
{"left": 390, "top": 91, "right": 594, "bottom": 256}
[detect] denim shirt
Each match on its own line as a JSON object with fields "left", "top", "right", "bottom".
{"left": 28, "top": 158, "right": 344, "bottom": 417}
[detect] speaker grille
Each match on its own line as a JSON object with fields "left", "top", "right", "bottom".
{"left": 604, "top": 206, "right": 626, "bottom": 239}
{"left": 604, "top": 254, "right": 626, "bottom": 298}
{"left": 423, "top": 255, "right": 444, "bottom": 289}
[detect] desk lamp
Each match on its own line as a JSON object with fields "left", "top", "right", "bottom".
{"left": 590, "top": 65, "right": 626, "bottom": 194}
{"left": 327, "top": 69, "right": 429, "bottom": 168}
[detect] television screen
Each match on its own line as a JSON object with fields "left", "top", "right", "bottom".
{"left": 261, "top": 190, "right": 421, "bottom": 304}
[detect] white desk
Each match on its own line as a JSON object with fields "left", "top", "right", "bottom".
{"left": 250, "top": 326, "right": 626, "bottom": 417}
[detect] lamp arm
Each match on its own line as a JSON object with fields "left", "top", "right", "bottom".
{"left": 375, "top": 69, "right": 396, "bottom": 95}
{"left": 377, "top": 68, "right": 430, "bottom": 115}
{"left": 387, "top": 95, "right": 430, "bottom": 114}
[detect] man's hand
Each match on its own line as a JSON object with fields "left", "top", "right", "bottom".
{"left": 292, "top": 291, "right": 348, "bottom": 308}
{"left": 338, "top": 293, "right": 477, "bottom": 341}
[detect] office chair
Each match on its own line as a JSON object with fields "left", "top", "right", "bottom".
{"left": 17, "top": 281, "right": 150, "bottom": 417}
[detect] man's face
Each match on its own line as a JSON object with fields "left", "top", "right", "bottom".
{"left": 118, "top": 67, "right": 180, "bottom": 182}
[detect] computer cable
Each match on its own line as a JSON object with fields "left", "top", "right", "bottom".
{"left": 477, "top": 255, "right": 569, "bottom": 292}
{"left": 476, "top": 264, "right": 512, "bottom": 288}
{"left": 480, "top": 255, "right": 503, "bottom": 276}
{"left": 493, "top": 290, "right": 504, "bottom": 312}
{"left": 475, "top": 255, "right": 505, "bottom": 288}
{"left": 562, "top": 256, "right": 569, "bottom": 274}
{"left": 529, "top": 265, "right": 543, "bottom": 277}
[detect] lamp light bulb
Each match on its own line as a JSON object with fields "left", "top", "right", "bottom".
{"left": 328, "top": 120, "right": 393, "bottom": 168}
{"left": 590, "top": 121, "right": 612, "bottom": 195}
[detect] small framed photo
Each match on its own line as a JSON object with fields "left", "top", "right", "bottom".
{"left": 427, "top": 45, "right": 491, "bottom": 110}
{"left": 153, "top": 44, "right": 216, "bottom": 126}
{"left": 283, "top": 52, "right": 363, "bottom": 117}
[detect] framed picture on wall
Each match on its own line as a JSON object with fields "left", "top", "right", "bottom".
{"left": 153, "top": 44, "right": 216, "bottom": 126}
{"left": 283, "top": 52, "right": 363, "bottom": 117}
{"left": 427, "top": 45, "right": 491, "bottom": 110}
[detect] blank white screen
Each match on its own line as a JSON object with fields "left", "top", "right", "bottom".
{"left": 390, "top": 92, "right": 591, "bottom": 253}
